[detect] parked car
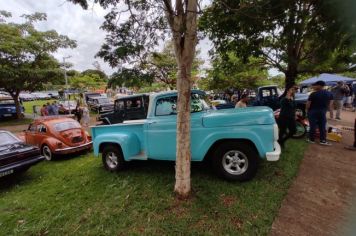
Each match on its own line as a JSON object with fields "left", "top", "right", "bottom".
{"left": 58, "top": 100, "right": 77, "bottom": 114}
{"left": 91, "top": 90, "right": 280, "bottom": 181}
{"left": 19, "top": 93, "right": 36, "bottom": 101}
{"left": 211, "top": 99, "right": 235, "bottom": 110}
{"left": 31, "top": 92, "right": 51, "bottom": 100}
{"left": 251, "top": 85, "right": 307, "bottom": 116}
{"left": 97, "top": 94, "right": 149, "bottom": 125}
{"left": 21, "top": 117, "right": 92, "bottom": 160}
{"left": 87, "top": 96, "right": 114, "bottom": 113}
{"left": 84, "top": 92, "right": 102, "bottom": 104}
{"left": 47, "top": 91, "right": 60, "bottom": 99}
{"left": 0, "top": 97, "right": 24, "bottom": 119}
{"left": 0, "top": 130, "right": 45, "bottom": 178}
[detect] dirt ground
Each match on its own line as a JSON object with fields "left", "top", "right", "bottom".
{"left": 271, "top": 110, "right": 356, "bottom": 236}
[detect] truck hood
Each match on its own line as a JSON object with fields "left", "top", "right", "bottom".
{"left": 202, "top": 107, "right": 275, "bottom": 128}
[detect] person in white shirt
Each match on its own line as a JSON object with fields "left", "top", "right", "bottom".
{"left": 235, "top": 94, "right": 249, "bottom": 108}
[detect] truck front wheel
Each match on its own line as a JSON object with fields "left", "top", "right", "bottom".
{"left": 212, "top": 142, "right": 259, "bottom": 181}
{"left": 102, "top": 145, "right": 125, "bottom": 172}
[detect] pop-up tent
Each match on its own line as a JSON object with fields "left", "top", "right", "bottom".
{"left": 299, "top": 73, "right": 355, "bottom": 86}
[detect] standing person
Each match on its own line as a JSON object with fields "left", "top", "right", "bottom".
{"left": 330, "top": 81, "right": 349, "bottom": 120}
{"left": 81, "top": 105, "right": 90, "bottom": 127}
{"left": 74, "top": 101, "right": 82, "bottom": 122}
{"left": 46, "top": 102, "right": 53, "bottom": 116}
{"left": 235, "top": 94, "right": 249, "bottom": 108}
{"left": 52, "top": 101, "right": 59, "bottom": 115}
{"left": 277, "top": 84, "right": 298, "bottom": 148}
{"left": 306, "top": 80, "right": 334, "bottom": 145}
{"left": 40, "top": 104, "right": 48, "bottom": 116}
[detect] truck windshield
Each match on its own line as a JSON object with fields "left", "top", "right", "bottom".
{"left": 98, "top": 98, "right": 111, "bottom": 104}
{"left": 155, "top": 93, "right": 210, "bottom": 116}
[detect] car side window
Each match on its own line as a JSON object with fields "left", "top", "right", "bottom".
{"left": 155, "top": 96, "right": 177, "bottom": 116}
{"left": 37, "top": 124, "right": 47, "bottom": 133}
{"left": 28, "top": 124, "right": 36, "bottom": 132}
{"left": 115, "top": 101, "right": 124, "bottom": 111}
{"left": 261, "top": 90, "right": 271, "bottom": 97}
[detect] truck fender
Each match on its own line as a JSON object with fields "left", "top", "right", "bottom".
{"left": 93, "top": 133, "right": 141, "bottom": 160}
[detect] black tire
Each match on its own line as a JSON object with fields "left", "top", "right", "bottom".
{"left": 212, "top": 141, "right": 259, "bottom": 181}
{"left": 41, "top": 145, "right": 53, "bottom": 161}
{"left": 102, "top": 144, "right": 125, "bottom": 172}
{"left": 291, "top": 121, "right": 307, "bottom": 139}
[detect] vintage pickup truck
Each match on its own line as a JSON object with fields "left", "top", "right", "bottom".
{"left": 91, "top": 90, "right": 281, "bottom": 181}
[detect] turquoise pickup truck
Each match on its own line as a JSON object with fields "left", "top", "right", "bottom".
{"left": 91, "top": 90, "right": 281, "bottom": 181}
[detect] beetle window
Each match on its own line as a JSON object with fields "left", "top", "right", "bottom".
{"left": 54, "top": 121, "right": 81, "bottom": 132}
{"left": 28, "top": 124, "right": 36, "bottom": 132}
{"left": 37, "top": 124, "right": 47, "bottom": 133}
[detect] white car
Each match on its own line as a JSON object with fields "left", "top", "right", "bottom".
{"left": 19, "top": 93, "right": 36, "bottom": 101}
{"left": 31, "top": 92, "right": 51, "bottom": 100}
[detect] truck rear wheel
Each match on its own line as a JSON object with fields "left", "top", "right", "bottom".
{"left": 212, "top": 141, "right": 259, "bottom": 181}
{"left": 102, "top": 145, "right": 125, "bottom": 172}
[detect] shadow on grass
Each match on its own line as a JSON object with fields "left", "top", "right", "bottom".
{"left": 0, "top": 171, "right": 37, "bottom": 191}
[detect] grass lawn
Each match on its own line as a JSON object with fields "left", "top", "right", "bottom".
{"left": 23, "top": 100, "right": 56, "bottom": 115}
{"left": 0, "top": 140, "right": 307, "bottom": 235}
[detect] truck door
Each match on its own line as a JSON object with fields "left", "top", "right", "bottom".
{"left": 145, "top": 94, "right": 204, "bottom": 161}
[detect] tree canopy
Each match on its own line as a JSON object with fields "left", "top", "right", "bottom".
{"left": 201, "top": 53, "right": 268, "bottom": 91}
{"left": 200, "top": 0, "right": 356, "bottom": 88}
{"left": 0, "top": 11, "right": 76, "bottom": 117}
{"left": 107, "top": 42, "right": 203, "bottom": 90}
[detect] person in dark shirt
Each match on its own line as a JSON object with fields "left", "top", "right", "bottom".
{"left": 277, "top": 84, "right": 298, "bottom": 148}
{"left": 306, "top": 80, "right": 334, "bottom": 145}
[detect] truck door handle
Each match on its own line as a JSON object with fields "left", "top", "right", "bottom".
{"left": 147, "top": 121, "right": 156, "bottom": 124}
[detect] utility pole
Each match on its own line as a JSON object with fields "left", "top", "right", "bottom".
{"left": 63, "top": 56, "right": 72, "bottom": 98}
{"left": 63, "top": 56, "right": 72, "bottom": 114}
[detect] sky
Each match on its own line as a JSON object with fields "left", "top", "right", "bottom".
{"left": 0, "top": 0, "right": 213, "bottom": 76}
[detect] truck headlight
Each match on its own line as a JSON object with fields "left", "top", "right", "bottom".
{"left": 274, "top": 124, "right": 279, "bottom": 141}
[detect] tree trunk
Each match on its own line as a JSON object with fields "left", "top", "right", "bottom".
{"left": 167, "top": 0, "right": 198, "bottom": 198}
{"left": 11, "top": 91, "right": 22, "bottom": 119}
{"left": 174, "top": 61, "right": 192, "bottom": 198}
{"left": 5, "top": 89, "right": 22, "bottom": 119}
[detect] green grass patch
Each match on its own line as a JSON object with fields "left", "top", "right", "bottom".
{"left": 23, "top": 100, "right": 56, "bottom": 115}
{"left": 0, "top": 140, "right": 307, "bottom": 235}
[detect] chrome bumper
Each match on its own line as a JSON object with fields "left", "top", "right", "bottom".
{"left": 266, "top": 141, "right": 281, "bottom": 161}
{"left": 55, "top": 141, "right": 92, "bottom": 152}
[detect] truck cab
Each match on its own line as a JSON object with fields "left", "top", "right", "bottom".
{"left": 97, "top": 94, "right": 149, "bottom": 125}
{"left": 91, "top": 90, "right": 281, "bottom": 181}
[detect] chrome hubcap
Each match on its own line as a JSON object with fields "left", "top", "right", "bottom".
{"left": 106, "top": 152, "right": 118, "bottom": 169}
{"left": 43, "top": 146, "right": 52, "bottom": 161}
{"left": 222, "top": 150, "right": 248, "bottom": 175}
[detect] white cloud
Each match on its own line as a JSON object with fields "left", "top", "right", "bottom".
{"left": 0, "top": 0, "right": 213, "bottom": 76}
{"left": 0, "top": 0, "right": 114, "bottom": 74}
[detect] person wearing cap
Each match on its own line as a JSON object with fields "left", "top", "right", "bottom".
{"left": 330, "top": 81, "right": 349, "bottom": 120}
{"left": 306, "top": 80, "right": 334, "bottom": 145}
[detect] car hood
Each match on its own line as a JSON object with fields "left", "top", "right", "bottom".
{"left": 202, "top": 106, "right": 275, "bottom": 128}
{"left": 0, "top": 143, "right": 40, "bottom": 164}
